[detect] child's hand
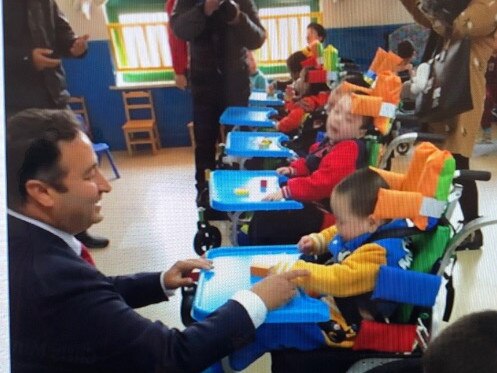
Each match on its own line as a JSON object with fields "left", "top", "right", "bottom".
{"left": 263, "top": 190, "right": 284, "bottom": 201}
{"left": 297, "top": 235, "right": 314, "bottom": 255}
{"left": 285, "top": 85, "right": 295, "bottom": 101}
{"left": 276, "top": 166, "right": 293, "bottom": 176}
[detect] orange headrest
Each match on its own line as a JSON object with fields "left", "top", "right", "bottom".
{"left": 371, "top": 142, "right": 456, "bottom": 230}
{"left": 348, "top": 71, "right": 401, "bottom": 135}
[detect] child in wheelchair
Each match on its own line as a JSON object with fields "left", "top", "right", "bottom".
{"left": 230, "top": 167, "right": 415, "bottom": 370}
{"left": 231, "top": 142, "right": 457, "bottom": 370}
{"left": 274, "top": 67, "right": 330, "bottom": 136}
{"left": 248, "top": 72, "right": 402, "bottom": 245}
{"left": 283, "top": 72, "right": 371, "bottom": 158}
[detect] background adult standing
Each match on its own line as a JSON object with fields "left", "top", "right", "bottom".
{"left": 171, "top": 0, "right": 266, "bottom": 208}
{"left": 3, "top": 0, "right": 109, "bottom": 249}
{"left": 400, "top": 0, "right": 497, "bottom": 249}
{"left": 166, "top": 0, "right": 189, "bottom": 90}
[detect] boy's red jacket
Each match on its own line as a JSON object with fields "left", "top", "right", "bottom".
{"left": 278, "top": 91, "right": 329, "bottom": 133}
{"left": 282, "top": 140, "right": 363, "bottom": 201}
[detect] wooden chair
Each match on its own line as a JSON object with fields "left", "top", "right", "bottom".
{"left": 68, "top": 96, "right": 92, "bottom": 137}
{"left": 68, "top": 96, "right": 121, "bottom": 179}
{"left": 121, "top": 90, "right": 161, "bottom": 155}
{"left": 186, "top": 121, "right": 226, "bottom": 148}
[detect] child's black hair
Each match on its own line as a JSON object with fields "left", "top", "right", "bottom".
{"left": 396, "top": 40, "right": 415, "bottom": 59}
{"left": 307, "top": 22, "right": 326, "bottom": 42}
{"left": 423, "top": 310, "right": 497, "bottom": 373}
{"left": 333, "top": 168, "right": 388, "bottom": 217}
{"left": 286, "top": 51, "right": 307, "bottom": 76}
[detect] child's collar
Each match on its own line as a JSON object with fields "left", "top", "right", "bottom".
{"left": 336, "top": 219, "right": 408, "bottom": 251}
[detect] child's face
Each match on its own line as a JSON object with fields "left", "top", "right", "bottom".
{"left": 331, "top": 191, "right": 376, "bottom": 241}
{"left": 306, "top": 27, "right": 320, "bottom": 44}
{"left": 293, "top": 68, "right": 310, "bottom": 96}
{"left": 326, "top": 94, "right": 366, "bottom": 142}
{"left": 290, "top": 69, "right": 301, "bottom": 81}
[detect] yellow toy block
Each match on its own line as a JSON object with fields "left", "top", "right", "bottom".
{"left": 234, "top": 188, "right": 249, "bottom": 196}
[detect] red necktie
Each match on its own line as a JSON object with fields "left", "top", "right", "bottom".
{"left": 80, "top": 244, "right": 96, "bottom": 266}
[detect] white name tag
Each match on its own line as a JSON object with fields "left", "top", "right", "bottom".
{"left": 379, "top": 103, "right": 397, "bottom": 118}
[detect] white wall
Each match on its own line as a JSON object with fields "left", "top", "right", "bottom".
{"left": 323, "top": 0, "right": 415, "bottom": 28}
{"left": 56, "top": 0, "right": 109, "bottom": 41}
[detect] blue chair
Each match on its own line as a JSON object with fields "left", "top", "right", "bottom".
{"left": 69, "top": 96, "right": 121, "bottom": 179}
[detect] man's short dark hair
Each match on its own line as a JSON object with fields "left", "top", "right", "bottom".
{"left": 423, "top": 310, "right": 497, "bottom": 373}
{"left": 7, "top": 109, "right": 81, "bottom": 209}
{"left": 397, "top": 40, "right": 415, "bottom": 59}
{"left": 333, "top": 168, "right": 388, "bottom": 217}
{"left": 307, "top": 22, "right": 326, "bottom": 42}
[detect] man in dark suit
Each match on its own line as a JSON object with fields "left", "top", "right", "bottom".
{"left": 6, "top": 109, "right": 308, "bottom": 372}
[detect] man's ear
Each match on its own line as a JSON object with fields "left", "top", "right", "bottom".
{"left": 24, "top": 180, "right": 55, "bottom": 207}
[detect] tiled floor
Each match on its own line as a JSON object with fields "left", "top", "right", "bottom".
{"left": 90, "top": 137, "right": 497, "bottom": 372}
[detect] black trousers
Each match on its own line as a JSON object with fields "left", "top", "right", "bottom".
{"left": 192, "top": 100, "right": 225, "bottom": 190}
{"left": 248, "top": 203, "right": 326, "bottom": 245}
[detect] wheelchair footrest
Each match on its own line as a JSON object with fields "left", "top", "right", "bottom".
{"left": 353, "top": 320, "right": 417, "bottom": 353}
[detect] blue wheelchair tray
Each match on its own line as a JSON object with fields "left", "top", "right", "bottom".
{"left": 209, "top": 170, "right": 303, "bottom": 211}
{"left": 249, "top": 91, "right": 284, "bottom": 107}
{"left": 219, "top": 106, "right": 278, "bottom": 127}
{"left": 192, "top": 245, "right": 330, "bottom": 323}
{"left": 225, "top": 131, "right": 296, "bottom": 158}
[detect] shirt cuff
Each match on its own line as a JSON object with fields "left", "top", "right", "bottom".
{"left": 231, "top": 289, "right": 268, "bottom": 329}
{"left": 160, "top": 271, "right": 176, "bottom": 298}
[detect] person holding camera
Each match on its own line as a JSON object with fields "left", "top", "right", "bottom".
{"left": 171, "top": 0, "right": 266, "bottom": 210}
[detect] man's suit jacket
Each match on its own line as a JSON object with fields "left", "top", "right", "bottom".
{"left": 8, "top": 215, "right": 256, "bottom": 372}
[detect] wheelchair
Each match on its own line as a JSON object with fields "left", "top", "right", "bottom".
{"left": 184, "top": 142, "right": 496, "bottom": 373}
{"left": 268, "top": 143, "right": 496, "bottom": 373}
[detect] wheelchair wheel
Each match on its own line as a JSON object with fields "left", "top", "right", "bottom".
{"left": 180, "top": 284, "right": 197, "bottom": 327}
{"left": 396, "top": 143, "right": 410, "bottom": 155}
{"left": 193, "top": 222, "right": 222, "bottom": 256}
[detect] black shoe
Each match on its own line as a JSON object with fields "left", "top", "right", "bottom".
{"left": 76, "top": 231, "right": 110, "bottom": 249}
{"left": 455, "top": 229, "right": 483, "bottom": 251}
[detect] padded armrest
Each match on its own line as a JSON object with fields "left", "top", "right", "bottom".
{"left": 372, "top": 266, "right": 442, "bottom": 307}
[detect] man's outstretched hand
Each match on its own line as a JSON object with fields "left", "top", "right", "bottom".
{"left": 163, "top": 258, "right": 214, "bottom": 289}
{"left": 250, "top": 269, "right": 310, "bottom": 310}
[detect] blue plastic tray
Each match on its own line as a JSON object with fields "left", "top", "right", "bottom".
{"left": 192, "top": 245, "right": 330, "bottom": 323}
{"left": 219, "top": 106, "right": 278, "bottom": 127}
{"left": 225, "top": 131, "right": 296, "bottom": 158}
{"left": 209, "top": 170, "right": 303, "bottom": 211}
{"left": 249, "top": 91, "right": 284, "bottom": 107}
